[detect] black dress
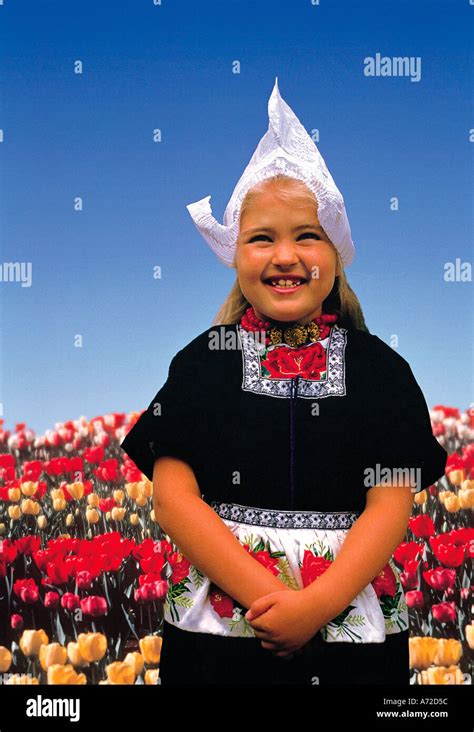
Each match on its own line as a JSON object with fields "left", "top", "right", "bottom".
{"left": 120, "top": 321, "right": 448, "bottom": 686}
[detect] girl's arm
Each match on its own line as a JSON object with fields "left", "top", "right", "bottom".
{"left": 300, "top": 484, "right": 416, "bottom": 625}
{"left": 152, "top": 456, "right": 293, "bottom": 610}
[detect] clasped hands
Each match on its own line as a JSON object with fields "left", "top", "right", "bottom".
{"left": 244, "top": 586, "right": 328, "bottom": 660}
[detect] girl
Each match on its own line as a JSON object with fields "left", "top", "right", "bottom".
{"left": 120, "top": 80, "right": 448, "bottom": 686}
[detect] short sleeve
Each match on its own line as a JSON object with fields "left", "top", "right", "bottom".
{"left": 120, "top": 350, "right": 195, "bottom": 482}
{"left": 366, "top": 346, "right": 448, "bottom": 494}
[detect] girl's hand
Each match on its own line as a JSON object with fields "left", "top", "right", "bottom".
{"left": 244, "top": 589, "right": 325, "bottom": 657}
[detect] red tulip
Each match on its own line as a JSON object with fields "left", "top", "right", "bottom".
{"left": 431, "top": 601, "right": 457, "bottom": 623}
{"left": 393, "top": 542, "right": 424, "bottom": 565}
{"left": 46, "top": 559, "right": 72, "bottom": 585}
{"left": 405, "top": 591, "right": 424, "bottom": 609}
{"left": 80, "top": 595, "right": 108, "bottom": 617}
{"left": 409, "top": 514, "right": 435, "bottom": 538}
{"left": 61, "top": 592, "right": 80, "bottom": 611}
{"left": 14, "top": 536, "right": 41, "bottom": 556}
{"left": 76, "top": 571, "right": 93, "bottom": 589}
{"left": 399, "top": 570, "right": 418, "bottom": 590}
{"left": 44, "top": 591, "right": 60, "bottom": 609}
{"left": 423, "top": 568, "right": 456, "bottom": 591}
{"left": 432, "top": 543, "right": 465, "bottom": 568}
{"left": 13, "top": 578, "right": 38, "bottom": 600}
{"left": 11, "top": 614, "right": 23, "bottom": 629}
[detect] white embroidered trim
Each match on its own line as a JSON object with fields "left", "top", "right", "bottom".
{"left": 210, "top": 500, "right": 360, "bottom": 529}
{"left": 238, "top": 323, "right": 348, "bottom": 399}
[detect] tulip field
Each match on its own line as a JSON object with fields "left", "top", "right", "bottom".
{"left": 0, "top": 405, "right": 472, "bottom": 685}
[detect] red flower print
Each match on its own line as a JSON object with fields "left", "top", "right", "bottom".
{"left": 262, "top": 342, "right": 326, "bottom": 379}
{"left": 243, "top": 546, "right": 280, "bottom": 576}
{"left": 300, "top": 550, "right": 332, "bottom": 588}
{"left": 371, "top": 563, "right": 397, "bottom": 597}
{"left": 209, "top": 585, "right": 234, "bottom": 618}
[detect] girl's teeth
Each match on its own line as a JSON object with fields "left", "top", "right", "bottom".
{"left": 271, "top": 280, "right": 301, "bottom": 287}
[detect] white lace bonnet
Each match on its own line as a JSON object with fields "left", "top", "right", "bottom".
{"left": 186, "top": 77, "right": 355, "bottom": 268}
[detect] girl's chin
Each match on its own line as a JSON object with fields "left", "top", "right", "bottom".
{"left": 252, "top": 305, "right": 319, "bottom": 323}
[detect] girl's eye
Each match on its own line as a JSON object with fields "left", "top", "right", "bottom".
{"left": 249, "top": 232, "right": 320, "bottom": 243}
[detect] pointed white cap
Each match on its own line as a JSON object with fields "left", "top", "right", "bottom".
{"left": 186, "top": 77, "right": 355, "bottom": 268}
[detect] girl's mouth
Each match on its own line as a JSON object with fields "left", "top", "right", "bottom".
{"left": 263, "top": 277, "right": 308, "bottom": 294}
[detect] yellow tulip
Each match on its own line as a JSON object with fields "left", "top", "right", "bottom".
{"left": 438, "top": 490, "right": 453, "bottom": 504}
{"left": 150, "top": 510, "right": 157, "bottom": 523}
{"left": 0, "top": 524, "right": 5, "bottom": 535}
{"left": 47, "top": 664, "right": 87, "bottom": 685}
{"left": 37, "top": 515, "right": 47, "bottom": 529}
{"left": 417, "top": 665, "right": 465, "bottom": 685}
{"left": 0, "top": 646, "right": 12, "bottom": 672}
{"left": 141, "top": 480, "right": 153, "bottom": 498}
{"left": 77, "top": 633, "right": 107, "bottom": 662}
{"left": 21, "top": 498, "right": 39, "bottom": 515}
{"left": 21, "top": 481, "right": 37, "bottom": 497}
{"left": 52, "top": 498, "right": 66, "bottom": 511}
{"left": 85, "top": 508, "right": 99, "bottom": 524}
{"left": 66, "top": 482, "right": 84, "bottom": 500}
{"left": 461, "top": 479, "right": 474, "bottom": 491}
{"left": 139, "top": 635, "right": 162, "bottom": 665}
{"left": 113, "top": 489, "right": 124, "bottom": 504}
{"left": 111, "top": 507, "right": 126, "bottom": 521}
{"left": 8, "top": 505, "right": 21, "bottom": 520}
{"left": 413, "top": 489, "right": 427, "bottom": 505}
{"left": 87, "top": 493, "right": 100, "bottom": 507}
{"left": 39, "top": 643, "right": 68, "bottom": 671}
{"left": 444, "top": 495, "right": 461, "bottom": 513}
{"left": 5, "top": 674, "right": 39, "bottom": 685}
{"left": 458, "top": 488, "right": 474, "bottom": 509}
{"left": 433, "top": 638, "right": 462, "bottom": 666}
{"left": 409, "top": 636, "right": 439, "bottom": 670}
{"left": 129, "top": 513, "right": 139, "bottom": 526}
{"left": 447, "top": 469, "right": 465, "bottom": 486}
{"left": 466, "top": 623, "right": 474, "bottom": 650}
{"left": 126, "top": 483, "right": 140, "bottom": 500}
{"left": 135, "top": 495, "right": 148, "bottom": 507}
{"left": 145, "top": 669, "right": 160, "bottom": 685}
{"left": 123, "top": 652, "right": 144, "bottom": 676}
{"left": 66, "top": 513, "right": 75, "bottom": 527}
{"left": 8, "top": 487, "right": 21, "bottom": 502}
{"left": 67, "top": 642, "right": 89, "bottom": 668}
{"left": 19, "top": 629, "right": 49, "bottom": 657}
{"left": 106, "top": 662, "right": 136, "bottom": 685}
{"left": 50, "top": 488, "right": 65, "bottom": 501}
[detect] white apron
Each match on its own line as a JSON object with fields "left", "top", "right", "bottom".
{"left": 162, "top": 501, "right": 408, "bottom": 643}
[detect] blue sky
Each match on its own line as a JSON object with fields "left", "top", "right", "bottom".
{"left": 1, "top": 0, "right": 472, "bottom": 436}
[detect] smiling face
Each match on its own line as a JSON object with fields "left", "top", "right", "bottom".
{"left": 234, "top": 185, "right": 341, "bottom": 325}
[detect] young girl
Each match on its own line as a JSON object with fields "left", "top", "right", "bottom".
{"left": 120, "top": 79, "right": 448, "bottom": 686}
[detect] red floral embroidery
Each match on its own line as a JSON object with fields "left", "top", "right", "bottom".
{"left": 262, "top": 342, "right": 327, "bottom": 379}
{"left": 209, "top": 584, "right": 234, "bottom": 618}
{"left": 371, "top": 562, "right": 397, "bottom": 597}
{"left": 243, "top": 544, "right": 280, "bottom": 576}
{"left": 300, "top": 550, "right": 332, "bottom": 587}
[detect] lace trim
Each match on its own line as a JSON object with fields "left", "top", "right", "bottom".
{"left": 209, "top": 500, "right": 360, "bottom": 529}
{"left": 238, "top": 323, "right": 347, "bottom": 398}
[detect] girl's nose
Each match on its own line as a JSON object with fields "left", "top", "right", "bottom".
{"left": 271, "top": 240, "right": 299, "bottom": 266}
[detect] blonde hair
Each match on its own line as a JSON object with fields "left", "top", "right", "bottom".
{"left": 212, "top": 174, "right": 369, "bottom": 332}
